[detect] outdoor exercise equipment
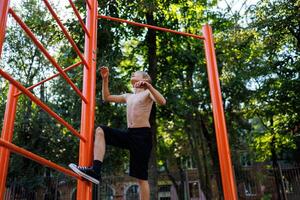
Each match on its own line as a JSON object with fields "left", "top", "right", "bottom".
{"left": 0, "top": 0, "right": 238, "bottom": 199}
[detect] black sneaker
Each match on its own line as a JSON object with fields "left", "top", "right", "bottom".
{"left": 69, "top": 163, "right": 100, "bottom": 184}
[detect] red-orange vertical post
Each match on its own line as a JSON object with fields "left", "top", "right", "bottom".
{"left": 76, "top": 0, "right": 98, "bottom": 199}
{"left": 0, "top": 1, "right": 13, "bottom": 199}
{"left": 0, "top": 84, "right": 19, "bottom": 200}
{"left": 202, "top": 24, "right": 238, "bottom": 200}
{"left": 0, "top": 0, "right": 10, "bottom": 56}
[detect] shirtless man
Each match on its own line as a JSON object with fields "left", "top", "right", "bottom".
{"left": 69, "top": 66, "right": 166, "bottom": 200}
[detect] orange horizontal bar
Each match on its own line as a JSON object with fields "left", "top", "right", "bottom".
{"left": 68, "top": 0, "right": 90, "bottom": 38}
{"left": 0, "top": 68, "right": 87, "bottom": 142}
{"left": 98, "top": 15, "right": 205, "bottom": 40}
{"left": 15, "top": 61, "right": 83, "bottom": 97}
{"left": 8, "top": 8, "right": 88, "bottom": 103}
{"left": 0, "top": 139, "right": 82, "bottom": 179}
{"left": 42, "top": 0, "right": 89, "bottom": 69}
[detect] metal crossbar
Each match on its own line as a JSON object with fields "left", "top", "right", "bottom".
{"left": 14, "top": 61, "right": 83, "bottom": 97}
{"left": 8, "top": 8, "right": 88, "bottom": 103}
{"left": 0, "top": 139, "right": 82, "bottom": 179}
{"left": 98, "top": 15, "right": 205, "bottom": 40}
{"left": 0, "top": 68, "right": 86, "bottom": 142}
{"left": 42, "top": 0, "right": 89, "bottom": 69}
{"left": 68, "top": 0, "right": 90, "bottom": 38}
{"left": 86, "top": 0, "right": 91, "bottom": 9}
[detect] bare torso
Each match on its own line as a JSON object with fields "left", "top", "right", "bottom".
{"left": 124, "top": 90, "right": 153, "bottom": 128}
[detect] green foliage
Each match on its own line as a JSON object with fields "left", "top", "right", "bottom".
{"left": 244, "top": 0, "right": 300, "bottom": 162}
{"left": 0, "top": 81, "right": 9, "bottom": 128}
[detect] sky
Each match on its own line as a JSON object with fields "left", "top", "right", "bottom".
{"left": 217, "top": 0, "right": 259, "bottom": 11}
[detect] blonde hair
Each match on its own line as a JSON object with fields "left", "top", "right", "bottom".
{"left": 136, "top": 71, "right": 152, "bottom": 83}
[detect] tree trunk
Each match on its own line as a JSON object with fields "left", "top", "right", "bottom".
{"left": 270, "top": 117, "right": 287, "bottom": 200}
{"left": 185, "top": 114, "right": 207, "bottom": 194}
{"left": 200, "top": 116, "right": 223, "bottom": 199}
{"left": 184, "top": 61, "right": 212, "bottom": 199}
{"left": 176, "top": 158, "right": 186, "bottom": 200}
{"left": 198, "top": 121, "right": 212, "bottom": 199}
{"left": 146, "top": 11, "right": 158, "bottom": 200}
{"left": 164, "top": 161, "right": 185, "bottom": 200}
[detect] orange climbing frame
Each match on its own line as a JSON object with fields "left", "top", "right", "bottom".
{"left": 0, "top": 0, "right": 97, "bottom": 199}
{"left": 0, "top": 0, "right": 237, "bottom": 199}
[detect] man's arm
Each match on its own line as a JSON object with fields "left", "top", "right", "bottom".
{"left": 148, "top": 85, "right": 166, "bottom": 105}
{"left": 101, "top": 67, "right": 126, "bottom": 103}
{"left": 135, "top": 81, "right": 166, "bottom": 105}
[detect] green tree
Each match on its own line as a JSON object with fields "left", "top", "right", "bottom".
{"left": 245, "top": 0, "right": 300, "bottom": 163}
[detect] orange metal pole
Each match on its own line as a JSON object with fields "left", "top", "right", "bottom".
{"left": 0, "top": 1, "right": 13, "bottom": 199}
{"left": 0, "top": 139, "right": 82, "bottom": 180}
{"left": 0, "top": 84, "right": 18, "bottom": 200}
{"left": 202, "top": 24, "right": 238, "bottom": 200}
{"left": 76, "top": 0, "right": 98, "bottom": 199}
{"left": 98, "top": 15, "right": 205, "bottom": 40}
{"left": 0, "top": 0, "right": 10, "bottom": 56}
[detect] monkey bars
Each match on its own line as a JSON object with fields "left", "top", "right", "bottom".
{"left": 14, "top": 61, "right": 83, "bottom": 97}
{"left": 8, "top": 8, "right": 88, "bottom": 103}
{"left": 0, "top": 0, "right": 238, "bottom": 200}
{"left": 0, "top": 0, "right": 97, "bottom": 199}
{"left": 0, "top": 68, "right": 85, "bottom": 141}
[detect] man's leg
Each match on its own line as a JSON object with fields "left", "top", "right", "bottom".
{"left": 138, "top": 179, "right": 150, "bottom": 200}
{"left": 94, "top": 127, "right": 105, "bottom": 161}
{"left": 68, "top": 127, "right": 105, "bottom": 184}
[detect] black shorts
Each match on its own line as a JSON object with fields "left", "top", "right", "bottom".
{"left": 98, "top": 125, "right": 152, "bottom": 180}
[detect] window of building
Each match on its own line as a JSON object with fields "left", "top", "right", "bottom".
{"left": 124, "top": 162, "right": 129, "bottom": 174}
{"left": 71, "top": 189, "right": 76, "bottom": 200}
{"left": 158, "top": 185, "right": 171, "bottom": 200}
{"left": 243, "top": 180, "right": 257, "bottom": 196}
{"left": 158, "top": 160, "right": 167, "bottom": 172}
{"left": 189, "top": 181, "right": 200, "bottom": 199}
{"left": 181, "top": 156, "right": 196, "bottom": 169}
{"left": 240, "top": 152, "right": 252, "bottom": 167}
{"left": 126, "top": 184, "right": 139, "bottom": 200}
